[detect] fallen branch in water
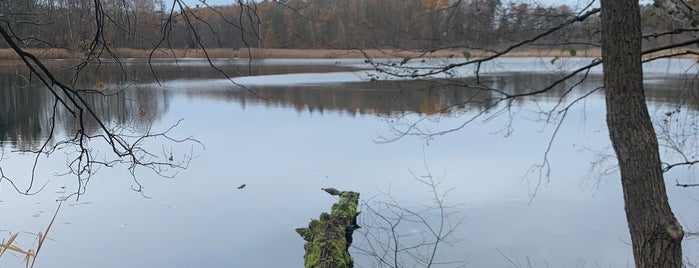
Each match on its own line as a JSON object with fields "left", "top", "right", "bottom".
{"left": 296, "top": 189, "right": 360, "bottom": 268}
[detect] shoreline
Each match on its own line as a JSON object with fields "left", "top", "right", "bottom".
{"left": 0, "top": 47, "right": 692, "bottom": 60}
{"left": 233, "top": 47, "right": 605, "bottom": 59}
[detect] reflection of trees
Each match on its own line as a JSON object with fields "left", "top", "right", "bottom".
{"left": 186, "top": 80, "right": 493, "bottom": 116}
{"left": 0, "top": 77, "right": 48, "bottom": 149}
{"left": 0, "top": 60, "right": 361, "bottom": 150}
{"left": 57, "top": 86, "right": 170, "bottom": 142}
{"left": 184, "top": 73, "right": 604, "bottom": 116}
{"left": 0, "top": 68, "right": 169, "bottom": 150}
{"left": 644, "top": 75, "right": 699, "bottom": 108}
{"left": 4, "top": 64, "right": 695, "bottom": 150}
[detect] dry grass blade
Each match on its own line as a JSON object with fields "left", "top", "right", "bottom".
{"left": 31, "top": 202, "right": 61, "bottom": 268}
{"left": 0, "top": 233, "right": 36, "bottom": 266}
{"left": 0, "top": 232, "right": 20, "bottom": 257}
{"left": 24, "top": 249, "right": 36, "bottom": 268}
{"left": 0, "top": 231, "right": 36, "bottom": 268}
{"left": 0, "top": 202, "right": 61, "bottom": 267}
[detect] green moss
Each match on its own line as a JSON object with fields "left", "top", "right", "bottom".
{"left": 331, "top": 192, "right": 360, "bottom": 219}
{"left": 304, "top": 242, "right": 320, "bottom": 268}
{"left": 299, "top": 190, "right": 360, "bottom": 268}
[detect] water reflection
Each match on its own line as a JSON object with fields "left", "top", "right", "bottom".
{"left": 2, "top": 59, "right": 699, "bottom": 267}
{"left": 0, "top": 59, "right": 358, "bottom": 149}
{"left": 0, "top": 74, "right": 167, "bottom": 150}
{"left": 2, "top": 58, "right": 698, "bottom": 150}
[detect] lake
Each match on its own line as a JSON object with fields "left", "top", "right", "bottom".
{"left": 1, "top": 57, "right": 699, "bottom": 267}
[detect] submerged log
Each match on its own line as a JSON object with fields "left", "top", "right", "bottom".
{"left": 296, "top": 190, "right": 360, "bottom": 268}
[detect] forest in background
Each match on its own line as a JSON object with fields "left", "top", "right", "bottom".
{"left": 0, "top": 0, "right": 691, "bottom": 54}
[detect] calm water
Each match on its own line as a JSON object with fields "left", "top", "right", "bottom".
{"left": 1, "top": 58, "right": 699, "bottom": 267}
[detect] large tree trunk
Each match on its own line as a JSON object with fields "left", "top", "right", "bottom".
{"left": 600, "top": 1, "right": 684, "bottom": 267}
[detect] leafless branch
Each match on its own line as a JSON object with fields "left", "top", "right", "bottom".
{"left": 353, "top": 153, "right": 467, "bottom": 268}
{"left": 0, "top": 1, "right": 204, "bottom": 199}
{"left": 676, "top": 180, "right": 699, "bottom": 187}
{"left": 363, "top": 6, "right": 600, "bottom": 80}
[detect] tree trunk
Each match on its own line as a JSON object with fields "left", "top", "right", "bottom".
{"left": 600, "top": 1, "right": 684, "bottom": 267}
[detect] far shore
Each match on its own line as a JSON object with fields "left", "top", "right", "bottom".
{"left": 0, "top": 47, "right": 694, "bottom": 61}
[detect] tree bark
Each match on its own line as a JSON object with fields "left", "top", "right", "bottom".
{"left": 600, "top": 1, "right": 684, "bottom": 267}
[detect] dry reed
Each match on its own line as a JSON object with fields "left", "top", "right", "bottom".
{"left": 0, "top": 48, "right": 236, "bottom": 60}
{"left": 0, "top": 202, "right": 61, "bottom": 268}
{"left": 0, "top": 47, "right": 697, "bottom": 60}
{"left": 232, "top": 47, "right": 605, "bottom": 59}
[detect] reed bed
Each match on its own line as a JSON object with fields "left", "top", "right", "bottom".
{"left": 0, "top": 48, "right": 236, "bottom": 60}
{"left": 0, "top": 47, "right": 603, "bottom": 60}
{"left": 0, "top": 47, "right": 696, "bottom": 60}
{"left": 232, "top": 48, "right": 457, "bottom": 58}
{"left": 0, "top": 48, "right": 78, "bottom": 59}
{"left": 231, "top": 47, "right": 608, "bottom": 59}
{"left": 115, "top": 48, "right": 235, "bottom": 58}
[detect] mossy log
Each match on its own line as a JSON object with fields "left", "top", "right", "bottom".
{"left": 296, "top": 191, "right": 360, "bottom": 268}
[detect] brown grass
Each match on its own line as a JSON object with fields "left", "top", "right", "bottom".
{"left": 0, "top": 48, "right": 236, "bottom": 60}
{"left": 503, "top": 48, "right": 602, "bottom": 58}
{"left": 0, "top": 48, "right": 78, "bottom": 60}
{"left": 232, "top": 47, "right": 605, "bottom": 59}
{"left": 0, "top": 47, "right": 696, "bottom": 60}
{"left": 0, "top": 47, "right": 601, "bottom": 60}
{"left": 232, "top": 48, "right": 457, "bottom": 58}
{"left": 114, "top": 48, "right": 235, "bottom": 58}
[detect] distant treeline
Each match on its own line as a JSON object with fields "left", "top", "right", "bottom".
{"left": 0, "top": 0, "right": 687, "bottom": 52}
